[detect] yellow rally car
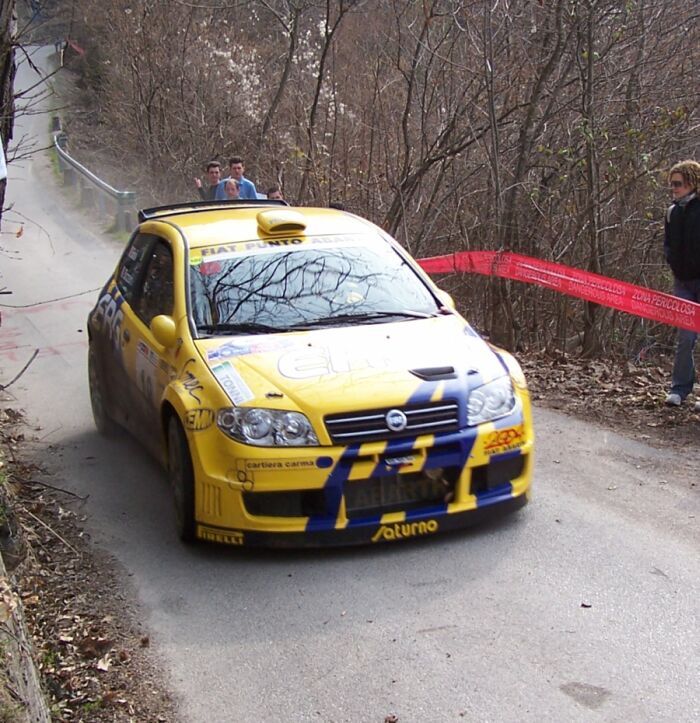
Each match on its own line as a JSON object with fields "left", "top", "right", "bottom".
{"left": 87, "top": 200, "right": 533, "bottom": 547}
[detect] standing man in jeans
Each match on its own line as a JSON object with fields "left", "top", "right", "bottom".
{"left": 664, "top": 160, "right": 700, "bottom": 411}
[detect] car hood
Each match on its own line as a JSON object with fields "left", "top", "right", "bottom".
{"left": 195, "top": 316, "right": 507, "bottom": 410}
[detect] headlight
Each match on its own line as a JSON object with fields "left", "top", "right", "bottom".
{"left": 467, "top": 376, "right": 516, "bottom": 426}
{"left": 217, "top": 407, "right": 319, "bottom": 447}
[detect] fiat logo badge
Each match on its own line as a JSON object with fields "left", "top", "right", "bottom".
{"left": 385, "top": 409, "right": 408, "bottom": 432}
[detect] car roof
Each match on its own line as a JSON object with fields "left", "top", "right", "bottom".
{"left": 140, "top": 202, "right": 376, "bottom": 250}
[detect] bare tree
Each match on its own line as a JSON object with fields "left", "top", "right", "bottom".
{"left": 60, "top": 0, "right": 699, "bottom": 357}
{"left": 0, "top": 0, "right": 15, "bottom": 227}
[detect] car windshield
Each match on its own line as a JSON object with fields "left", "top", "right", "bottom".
{"left": 189, "top": 235, "right": 439, "bottom": 334}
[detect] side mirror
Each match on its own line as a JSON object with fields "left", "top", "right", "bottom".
{"left": 436, "top": 289, "right": 456, "bottom": 310}
{"left": 150, "top": 315, "right": 177, "bottom": 348}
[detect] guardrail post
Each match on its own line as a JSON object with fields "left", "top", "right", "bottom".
{"left": 117, "top": 192, "right": 136, "bottom": 232}
{"left": 80, "top": 180, "right": 94, "bottom": 207}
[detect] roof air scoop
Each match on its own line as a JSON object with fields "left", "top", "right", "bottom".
{"left": 257, "top": 209, "right": 307, "bottom": 235}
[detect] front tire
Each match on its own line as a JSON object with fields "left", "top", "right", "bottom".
{"left": 88, "top": 345, "right": 118, "bottom": 436}
{"left": 167, "top": 417, "right": 196, "bottom": 543}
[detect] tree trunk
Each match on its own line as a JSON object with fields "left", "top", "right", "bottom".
{"left": 0, "top": 0, "right": 15, "bottom": 228}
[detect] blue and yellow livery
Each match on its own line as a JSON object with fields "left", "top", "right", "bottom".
{"left": 87, "top": 200, "right": 533, "bottom": 547}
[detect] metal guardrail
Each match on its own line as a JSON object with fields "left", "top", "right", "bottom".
{"left": 52, "top": 126, "right": 137, "bottom": 232}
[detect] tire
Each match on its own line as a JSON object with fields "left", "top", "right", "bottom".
{"left": 167, "top": 417, "right": 196, "bottom": 543}
{"left": 88, "top": 345, "right": 118, "bottom": 436}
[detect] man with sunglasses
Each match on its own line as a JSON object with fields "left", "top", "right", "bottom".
{"left": 663, "top": 160, "right": 700, "bottom": 411}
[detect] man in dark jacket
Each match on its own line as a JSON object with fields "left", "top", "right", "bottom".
{"left": 194, "top": 161, "right": 221, "bottom": 201}
{"left": 663, "top": 160, "right": 700, "bottom": 411}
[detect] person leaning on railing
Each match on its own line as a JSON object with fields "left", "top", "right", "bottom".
{"left": 663, "top": 159, "right": 700, "bottom": 412}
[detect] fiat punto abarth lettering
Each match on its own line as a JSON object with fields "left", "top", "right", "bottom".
{"left": 87, "top": 199, "right": 534, "bottom": 547}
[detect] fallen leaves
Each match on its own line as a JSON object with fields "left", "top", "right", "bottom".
{"left": 0, "top": 576, "right": 18, "bottom": 622}
{"left": 520, "top": 351, "right": 700, "bottom": 451}
{"left": 0, "top": 409, "right": 178, "bottom": 722}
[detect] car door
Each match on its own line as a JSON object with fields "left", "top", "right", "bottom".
{"left": 92, "top": 232, "right": 156, "bottom": 427}
{"left": 120, "top": 237, "right": 177, "bottom": 455}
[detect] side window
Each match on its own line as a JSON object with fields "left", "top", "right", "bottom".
{"left": 116, "top": 234, "right": 155, "bottom": 302}
{"left": 133, "top": 241, "right": 174, "bottom": 326}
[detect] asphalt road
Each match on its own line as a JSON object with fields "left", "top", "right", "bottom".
{"left": 2, "top": 47, "right": 699, "bottom": 723}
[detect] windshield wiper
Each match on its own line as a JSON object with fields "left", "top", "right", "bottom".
{"left": 290, "top": 310, "right": 436, "bottom": 329}
{"left": 196, "top": 322, "right": 285, "bottom": 336}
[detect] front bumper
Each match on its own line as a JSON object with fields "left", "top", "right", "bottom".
{"left": 196, "top": 490, "right": 528, "bottom": 547}
{"left": 187, "top": 393, "right": 534, "bottom": 548}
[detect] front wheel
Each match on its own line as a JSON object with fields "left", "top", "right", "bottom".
{"left": 167, "top": 417, "right": 196, "bottom": 543}
{"left": 88, "top": 345, "right": 118, "bottom": 436}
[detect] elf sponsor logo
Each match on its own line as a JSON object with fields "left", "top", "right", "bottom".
{"left": 371, "top": 519, "right": 438, "bottom": 543}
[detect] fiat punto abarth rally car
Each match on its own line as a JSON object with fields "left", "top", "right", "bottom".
{"left": 87, "top": 200, "right": 533, "bottom": 547}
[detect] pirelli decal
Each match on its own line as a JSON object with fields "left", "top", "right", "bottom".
{"left": 197, "top": 526, "right": 244, "bottom": 545}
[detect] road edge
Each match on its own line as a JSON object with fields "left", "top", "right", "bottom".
{"left": 0, "top": 553, "right": 51, "bottom": 722}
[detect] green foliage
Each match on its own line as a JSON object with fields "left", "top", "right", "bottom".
{"left": 80, "top": 699, "right": 103, "bottom": 714}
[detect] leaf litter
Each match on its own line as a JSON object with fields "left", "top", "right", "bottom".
{"left": 0, "top": 408, "right": 178, "bottom": 722}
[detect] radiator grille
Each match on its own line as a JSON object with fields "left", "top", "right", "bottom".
{"left": 325, "top": 400, "right": 459, "bottom": 444}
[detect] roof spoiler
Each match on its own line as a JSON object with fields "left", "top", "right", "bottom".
{"left": 138, "top": 198, "right": 288, "bottom": 223}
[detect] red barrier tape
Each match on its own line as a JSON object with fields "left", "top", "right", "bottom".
{"left": 66, "top": 39, "right": 86, "bottom": 56}
{"left": 417, "top": 251, "right": 700, "bottom": 334}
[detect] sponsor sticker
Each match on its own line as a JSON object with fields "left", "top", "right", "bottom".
{"left": 119, "top": 267, "right": 134, "bottom": 286}
{"left": 208, "top": 337, "right": 296, "bottom": 362}
{"left": 93, "top": 289, "right": 125, "bottom": 363}
{"left": 196, "top": 235, "right": 360, "bottom": 263}
{"left": 185, "top": 408, "right": 215, "bottom": 431}
{"left": 197, "top": 526, "right": 244, "bottom": 545}
{"left": 482, "top": 425, "right": 525, "bottom": 455}
{"left": 371, "top": 519, "right": 439, "bottom": 543}
{"left": 136, "top": 340, "right": 160, "bottom": 404}
{"left": 242, "top": 458, "right": 317, "bottom": 471}
{"left": 211, "top": 361, "right": 254, "bottom": 404}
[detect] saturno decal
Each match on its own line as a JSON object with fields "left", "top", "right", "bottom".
{"left": 371, "top": 519, "right": 439, "bottom": 543}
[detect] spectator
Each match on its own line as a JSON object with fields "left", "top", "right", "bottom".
{"left": 223, "top": 178, "right": 240, "bottom": 200}
{"left": 663, "top": 159, "right": 700, "bottom": 411}
{"left": 215, "top": 157, "right": 257, "bottom": 200}
{"left": 195, "top": 162, "right": 221, "bottom": 201}
{"left": 266, "top": 186, "right": 284, "bottom": 201}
